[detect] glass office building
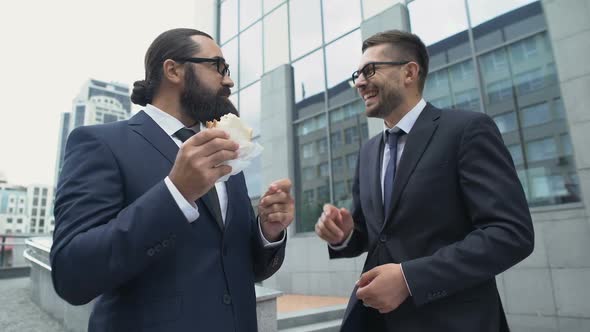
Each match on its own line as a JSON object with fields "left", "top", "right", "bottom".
{"left": 217, "top": 1, "right": 590, "bottom": 329}
{"left": 219, "top": 0, "right": 580, "bottom": 232}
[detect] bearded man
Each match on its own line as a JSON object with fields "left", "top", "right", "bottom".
{"left": 51, "top": 28, "right": 294, "bottom": 332}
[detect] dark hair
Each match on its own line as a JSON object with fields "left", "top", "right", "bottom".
{"left": 131, "top": 28, "right": 213, "bottom": 106}
{"left": 362, "top": 30, "right": 429, "bottom": 93}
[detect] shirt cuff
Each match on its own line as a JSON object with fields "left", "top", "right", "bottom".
{"left": 399, "top": 263, "right": 413, "bottom": 296}
{"left": 164, "top": 176, "right": 200, "bottom": 223}
{"left": 328, "top": 229, "right": 354, "bottom": 250}
{"left": 258, "top": 216, "right": 286, "bottom": 248}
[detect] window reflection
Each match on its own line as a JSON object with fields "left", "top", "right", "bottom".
{"left": 239, "top": 22, "right": 262, "bottom": 87}
{"left": 362, "top": 0, "right": 397, "bottom": 21}
{"left": 263, "top": 4, "right": 289, "bottom": 72}
{"left": 263, "top": 0, "right": 284, "bottom": 13}
{"left": 322, "top": 0, "right": 361, "bottom": 43}
{"left": 293, "top": 50, "right": 326, "bottom": 119}
{"left": 289, "top": 0, "right": 322, "bottom": 60}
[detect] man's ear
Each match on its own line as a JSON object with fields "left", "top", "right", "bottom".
{"left": 162, "top": 59, "right": 183, "bottom": 85}
{"left": 404, "top": 62, "right": 420, "bottom": 87}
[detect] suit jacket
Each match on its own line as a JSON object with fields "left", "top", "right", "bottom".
{"left": 330, "top": 104, "right": 534, "bottom": 332}
{"left": 51, "top": 111, "right": 286, "bottom": 332}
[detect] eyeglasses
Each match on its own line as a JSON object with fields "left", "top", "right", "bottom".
{"left": 176, "top": 57, "right": 231, "bottom": 77}
{"left": 351, "top": 61, "right": 410, "bottom": 84}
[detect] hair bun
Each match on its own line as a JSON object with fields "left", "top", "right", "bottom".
{"left": 131, "top": 80, "right": 149, "bottom": 106}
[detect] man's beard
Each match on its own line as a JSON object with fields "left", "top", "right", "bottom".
{"left": 180, "top": 66, "right": 238, "bottom": 125}
{"left": 366, "top": 83, "right": 404, "bottom": 119}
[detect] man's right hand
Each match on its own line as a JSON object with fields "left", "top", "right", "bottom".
{"left": 168, "top": 128, "right": 239, "bottom": 202}
{"left": 315, "top": 204, "right": 354, "bottom": 246}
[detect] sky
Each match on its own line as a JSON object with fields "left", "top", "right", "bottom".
{"left": 0, "top": 0, "right": 210, "bottom": 186}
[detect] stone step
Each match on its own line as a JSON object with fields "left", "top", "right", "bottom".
{"left": 278, "top": 304, "right": 346, "bottom": 330}
{"left": 279, "top": 319, "right": 342, "bottom": 332}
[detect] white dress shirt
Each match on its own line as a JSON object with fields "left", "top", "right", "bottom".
{"left": 330, "top": 99, "right": 427, "bottom": 295}
{"left": 143, "top": 104, "right": 283, "bottom": 246}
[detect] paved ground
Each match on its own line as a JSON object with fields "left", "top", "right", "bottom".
{"left": 277, "top": 294, "right": 348, "bottom": 313}
{"left": 0, "top": 277, "right": 346, "bottom": 330}
{"left": 0, "top": 278, "right": 64, "bottom": 332}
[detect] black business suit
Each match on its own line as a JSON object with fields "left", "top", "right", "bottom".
{"left": 330, "top": 103, "right": 534, "bottom": 332}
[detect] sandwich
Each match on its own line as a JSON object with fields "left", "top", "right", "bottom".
{"left": 206, "top": 113, "right": 253, "bottom": 142}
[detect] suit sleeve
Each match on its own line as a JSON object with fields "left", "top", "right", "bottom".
{"left": 241, "top": 174, "right": 286, "bottom": 282}
{"left": 329, "top": 153, "right": 369, "bottom": 259}
{"left": 50, "top": 127, "right": 193, "bottom": 305}
{"left": 402, "top": 114, "right": 534, "bottom": 306}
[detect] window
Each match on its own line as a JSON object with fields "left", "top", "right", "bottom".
{"left": 322, "top": 0, "right": 360, "bottom": 42}
{"left": 334, "top": 181, "right": 348, "bottom": 200}
{"left": 303, "top": 167, "right": 316, "bottom": 180}
{"left": 319, "top": 163, "right": 330, "bottom": 177}
{"left": 508, "top": 144, "right": 524, "bottom": 165}
{"left": 303, "top": 189, "right": 315, "bottom": 204}
{"left": 344, "top": 127, "right": 359, "bottom": 145}
{"left": 526, "top": 137, "right": 557, "bottom": 162}
{"left": 331, "top": 132, "right": 343, "bottom": 149}
{"left": 302, "top": 143, "right": 314, "bottom": 159}
{"left": 317, "top": 138, "right": 328, "bottom": 154}
{"left": 7, "top": 218, "right": 12, "bottom": 224}
{"left": 32, "top": 208, "right": 37, "bottom": 216}
{"left": 493, "top": 112, "right": 517, "bottom": 134}
{"left": 5, "top": 229, "right": 12, "bottom": 234}
{"left": 239, "top": 23, "right": 262, "bottom": 87}
{"left": 515, "top": 68, "right": 544, "bottom": 95}
{"left": 263, "top": 4, "right": 289, "bottom": 72}
{"left": 521, "top": 102, "right": 551, "bottom": 128}
{"left": 346, "top": 153, "right": 357, "bottom": 170}
{"left": 289, "top": 0, "right": 322, "bottom": 59}
{"left": 34, "top": 188, "right": 40, "bottom": 195}
{"left": 41, "top": 198, "right": 47, "bottom": 206}
{"left": 39, "top": 219, "right": 45, "bottom": 227}
{"left": 332, "top": 157, "right": 344, "bottom": 174}
{"left": 487, "top": 79, "right": 512, "bottom": 104}
{"left": 33, "top": 198, "right": 39, "bottom": 205}
{"left": 17, "top": 219, "right": 22, "bottom": 224}
{"left": 561, "top": 134, "right": 573, "bottom": 156}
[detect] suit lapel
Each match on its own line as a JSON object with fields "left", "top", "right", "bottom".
{"left": 129, "top": 111, "right": 224, "bottom": 231}
{"left": 383, "top": 104, "right": 441, "bottom": 226}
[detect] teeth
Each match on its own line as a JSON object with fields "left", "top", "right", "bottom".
{"left": 364, "top": 94, "right": 376, "bottom": 100}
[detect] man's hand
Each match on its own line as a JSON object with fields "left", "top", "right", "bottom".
{"left": 258, "top": 179, "right": 294, "bottom": 242}
{"left": 315, "top": 204, "right": 354, "bottom": 245}
{"left": 355, "top": 263, "right": 410, "bottom": 314}
{"left": 169, "top": 129, "right": 239, "bottom": 202}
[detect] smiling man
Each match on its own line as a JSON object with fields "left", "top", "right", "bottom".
{"left": 51, "top": 28, "right": 294, "bottom": 332}
{"left": 314, "top": 30, "right": 534, "bottom": 332}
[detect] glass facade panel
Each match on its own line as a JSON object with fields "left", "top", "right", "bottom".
{"left": 409, "top": 0, "right": 468, "bottom": 46}
{"left": 293, "top": 50, "right": 326, "bottom": 118}
{"left": 289, "top": 0, "right": 322, "bottom": 60}
{"left": 239, "top": 23, "right": 262, "bottom": 88}
{"left": 520, "top": 102, "right": 550, "bottom": 128}
{"left": 322, "top": 0, "right": 361, "bottom": 43}
{"left": 467, "top": 0, "right": 537, "bottom": 27}
{"left": 220, "top": 0, "right": 238, "bottom": 43}
{"left": 222, "top": 38, "right": 239, "bottom": 91}
{"left": 263, "top": 4, "right": 289, "bottom": 73}
{"left": 239, "top": 82, "right": 261, "bottom": 137}
{"left": 264, "top": 0, "right": 284, "bottom": 13}
{"left": 362, "top": 0, "right": 394, "bottom": 21}
{"left": 240, "top": 0, "right": 262, "bottom": 30}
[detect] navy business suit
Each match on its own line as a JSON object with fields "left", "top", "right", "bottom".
{"left": 51, "top": 110, "right": 285, "bottom": 332}
{"left": 331, "top": 104, "right": 534, "bottom": 332}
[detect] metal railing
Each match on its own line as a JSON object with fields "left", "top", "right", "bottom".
{"left": 0, "top": 233, "right": 50, "bottom": 278}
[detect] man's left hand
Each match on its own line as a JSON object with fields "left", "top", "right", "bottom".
{"left": 258, "top": 179, "right": 294, "bottom": 242}
{"left": 355, "top": 263, "right": 410, "bottom": 314}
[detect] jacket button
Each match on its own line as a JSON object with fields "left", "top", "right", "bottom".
{"left": 223, "top": 294, "right": 232, "bottom": 305}
{"left": 154, "top": 244, "right": 162, "bottom": 252}
{"left": 379, "top": 235, "right": 387, "bottom": 243}
{"left": 147, "top": 248, "right": 155, "bottom": 257}
{"left": 162, "top": 240, "right": 169, "bottom": 248}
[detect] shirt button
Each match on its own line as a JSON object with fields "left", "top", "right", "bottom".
{"left": 379, "top": 235, "right": 387, "bottom": 243}
{"left": 223, "top": 294, "right": 232, "bottom": 305}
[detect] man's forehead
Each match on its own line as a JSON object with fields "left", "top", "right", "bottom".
{"left": 359, "top": 44, "right": 397, "bottom": 66}
{"left": 191, "top": 35, "right": 223, "bottom": 58}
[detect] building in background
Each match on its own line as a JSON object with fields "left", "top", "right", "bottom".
{"left": 26, "top": 184, "right": 54, "bottom": 234}
{"left": 54, "top": 79, "right": 131, "bottom": 185}
{"left": 215, "top": 0, "right": 590, "bottom": 330}
{"left": 0, "top": 173, "right": 28, "bottom": 235}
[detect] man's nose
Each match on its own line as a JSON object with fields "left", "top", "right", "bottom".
{"left": 222, "top": 75, "right": 234, "bottom": 88}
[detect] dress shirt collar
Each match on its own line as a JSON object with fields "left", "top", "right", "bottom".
{"left": 143, "top": 104, "right": 200, "bottom": 136}
{"left": 382, "top": 98, "right": 427, "bottom": 142}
